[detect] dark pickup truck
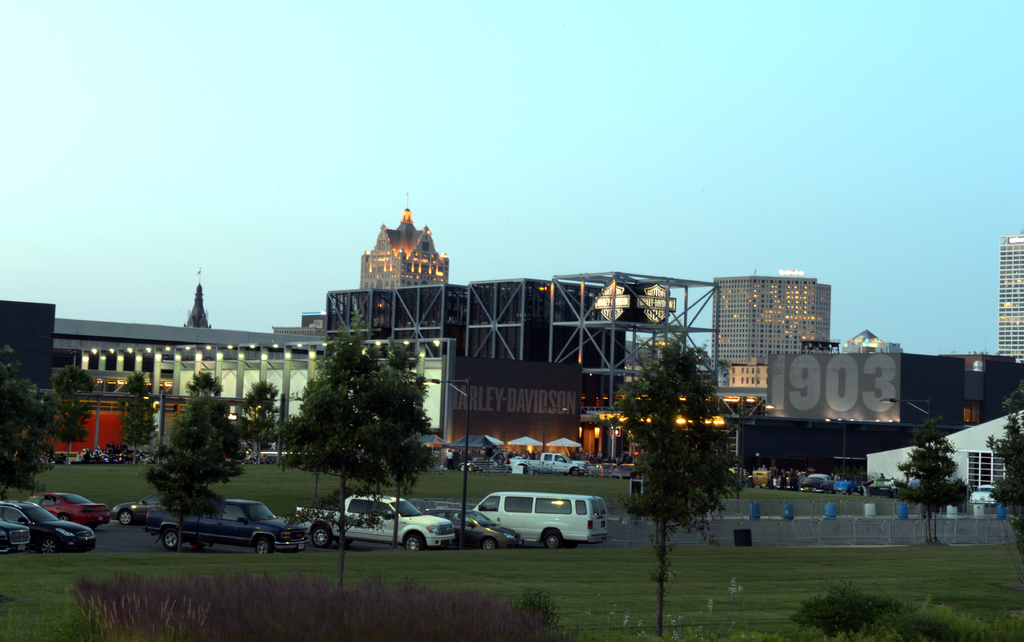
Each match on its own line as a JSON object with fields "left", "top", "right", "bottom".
{"left": 144, "top": 499, "right": 308, "bottom": 554}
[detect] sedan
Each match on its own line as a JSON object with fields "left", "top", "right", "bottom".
{"left": 800, "top": 474, "right": 833, "bottom": 493}
{"left": 23, "top": 493, "right": 110, "bottom": 527}
{"left": 112, "top": 493, "right": 162, "bottom": 525}
{"left": 424, "top": 508, "right": 522, "bottom": 549}
{"left": 970, "top": 484, "right": 996, "bottom": 506}
{"left": 0, "top": 502, "right": 96, "bottom": 553}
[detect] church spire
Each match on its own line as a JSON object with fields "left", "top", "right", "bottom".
{"left": 185, "top": 281, "right": 211, "bottom": 329}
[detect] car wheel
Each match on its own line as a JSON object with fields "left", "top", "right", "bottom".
{"left": 254, "top": 537, "right": 274, "bottom": 554}
{"left": 570, "top": 468, "right": 580, "bottom": 476}
{"left": 161, "top": 528, "right": 180, "bottom": 551}
{"left": 311, "top": 524, "right": 333, "bottom": 549}
{"left": 118, "top": 509, "right": 134, "bottom": 525}
{"left": 480, "top": 537, "right": 497, "bottom": 550}
{"left": 404, "top": 533, "right": 426, "bottom": 551}
{"left": 57, "top": 514, "right": 72, "bottom": 522}
{"left": 543, "top": 530, "right": 563, "bottom": 549}
{"left": 38, "top": 535, "right": 60, "bottom": 554}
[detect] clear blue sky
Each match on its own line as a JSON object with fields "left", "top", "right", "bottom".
{"left": 2, "top": 2, "right": 1021, "bottom": 355}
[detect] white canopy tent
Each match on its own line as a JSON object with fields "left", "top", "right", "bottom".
{"left": 866, "top": 415, "right": 1009, "bottom": 487}
{"left": 507, "top": 436, "right": 543, "bottom": 447}
{"left": 546, "top": 438, "right": 582, "bottom": 448}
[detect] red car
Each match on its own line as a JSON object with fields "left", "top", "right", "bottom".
{"left": 23, "top": 493, "right": 111, "bottom": 528}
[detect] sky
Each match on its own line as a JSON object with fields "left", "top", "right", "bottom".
{"left": 2, "top": 2, "right": 1021, "bottom": 356}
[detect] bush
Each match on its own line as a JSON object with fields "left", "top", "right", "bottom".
{"left": 513, "top": 587, "right": 561, "bottom": 630}
{"left": 791, "top": 579, "right": 906, "bottom": 637}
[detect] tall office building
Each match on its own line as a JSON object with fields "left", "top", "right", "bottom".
{"left": 714, "top": 274, "right": 831, "bottom": 362}
{"left": 360, "top": 208, "right": 448, "bottom": 290}
{"left": 998, "top": 234, "right": 1024, "bottom": 357}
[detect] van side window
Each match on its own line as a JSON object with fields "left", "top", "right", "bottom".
{"left": 478, "top": 496, "right": 500, "bottom": 512}
{"left": 535, "top": 498, "right": 571, "bottom": 515}
{"left": 504, "top": 497, "right": 534, "bottom": 513}
{"left": 575, "top": 500, "right": 587, "bottom": 515}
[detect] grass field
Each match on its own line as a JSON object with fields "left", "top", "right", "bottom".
{"left": 2, "top": 465, "right": 1020, "bottom": 641}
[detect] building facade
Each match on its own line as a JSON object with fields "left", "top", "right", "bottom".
{"left": 998, "top": 233, "right": 1024, "bottom": 357}
{"left": 359, "top": 208, "right": 448, "bottom": 290}
{"left": 842, "top": 329, "right": 902, "bottom": 354}
{"left": 714, "top": 274, "right": 831, "bottom": 363}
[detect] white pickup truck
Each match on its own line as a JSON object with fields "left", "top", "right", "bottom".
{"left": 296, "top": 495, "right": 454, "bottom": 551}
{"left": 510, "top": 453, "right": 586, "bottom": 476}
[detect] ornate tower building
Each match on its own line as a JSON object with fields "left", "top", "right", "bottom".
{"left": 185, "top": 282, "right": 211, "bottom": 329}
{"left": 360, "top": 208, "right": 448, "bottom": 289}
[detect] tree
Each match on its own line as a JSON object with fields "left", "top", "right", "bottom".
{"left": 237, "top": 380, "right": 279, "bottom": 464}
{"left": 895, "top": 418, "right": 962, "bottom": 544}
{"left": 280, "top": 324, "right": 433, "bottom": 586}
{"left": 144, "top": 371, "right": 244, "bottom": 552}
{"left": 51, "top": 365, "right": 95, "bottom": 462}
{"left": 0, "top": 346, "right": 57, "bottom": 499}
{"left": 117, "top": 371, "right": 156, "bottom": 464}
{"left": 617, "top": 336, "right": 735, "bottom": 637}
{"left": 988, "top": 380, "right": 1024, "bottom": 584}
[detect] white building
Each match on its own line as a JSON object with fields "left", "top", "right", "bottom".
{"left": 999, "top": 234, "right": 1024, "bottom": 357}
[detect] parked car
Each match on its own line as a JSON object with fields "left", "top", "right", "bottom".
{"left": 298, "top": 495, "right": 454, "bottom": 551}
{"left": 800, "top": 474, "right": 833, "bottom": 493}
{"left": 145, "top": 499, "right": 308, "bottom": 553}
{"left": 833, "top": 477, "right": 858, "bottom": 495}
{"left": 424, "top": 508, "right": 523, "bottom": 549}
{"left": 970, "top": 484, "right": 996, "bottom": 506}
{"left": 609, "top": 464, "right": 637, "bottom": 479}
{"left": 0, "top": 502, "right": 96, "bottom": 553}
{"left": 112, "top": 493, "right": 162, "bottom": 525}
{"left": 0, "top": 518, "right": 31, "bottom": 554}
{"left": 23, "top": 493, "right": 110, "bottom": 527}
{"left": 475, "top": 492, "right": 608, "bottom": 549}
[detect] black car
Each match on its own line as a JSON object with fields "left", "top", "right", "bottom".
{"left": 111, "top": 493, "right": 162, "bottom": 525}
{"left": 424, "top": 508, "right": 522, "bottom": 549}
{"left": 0, "top": 519, "right": 31, "bottom": 554}
{"left": 0, "top": 502, "right": 96, "bottom": 553}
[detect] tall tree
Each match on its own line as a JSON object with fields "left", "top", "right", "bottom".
{"left": 280, "top": 324, "right": 432, "bottom": 586}
{"left": 988, "top": 381, "right": 1024, "bottom": 584}
{"left": 0, "top": 346, "right": 57, "bottom": 499}
{"left": 117, "top": 371, "right": 156, "bottom": 464}
{"left": 895, "top": 418, "right": 962, "bottom": 544}
{"left": 237, "top": 380, "right": 279, "bottom": 464}
{"left": 617, "top": 336, "right": 735, "bottom": 637}
{"left": 51, "top": 365, "right": 95, "bottom": 462}
{"left": 144, "top": 371, "right": 244, "bottom": 552}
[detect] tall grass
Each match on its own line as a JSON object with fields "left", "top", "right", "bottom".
{"left": 75, "top": 573, "right": 568, "bottom": 642}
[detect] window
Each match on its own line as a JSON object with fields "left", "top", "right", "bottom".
{"left": 221, "top": 504, "right": 246, "bottom": 521}
{"left": 504, "top": 497, "right": 534, "bottom": 513}
{"left": 535, "top": 498, "right": 571, "bottom": 515}
{"left": 575, "top": 500, "right": 587, "bottom": 515}
{"left": 478, "top": 496, "right": 500, "bottom": 512}
{"left": 347, "top": 499, "right": 372, "bottom": 514}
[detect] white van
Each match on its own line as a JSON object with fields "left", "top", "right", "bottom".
{"left": 474, "top": 492, "right": 608, "bottom": 549}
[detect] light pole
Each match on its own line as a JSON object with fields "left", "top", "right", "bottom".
{"left": 429, "top": 377, "right": 471, "bottom": 551}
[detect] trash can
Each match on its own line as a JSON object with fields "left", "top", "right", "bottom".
{"left": 973, "top": 504, "right": 986, "bottom": 518}
{"left": 864, "top": 503, "right": 876, "bottom": 517}
{"left": 733, "top": 529, "right": 752, "bottom": 547}
{"left": 825, "top": 503, "right": 838, "bottom": 520}
{"left": 748, "top": 503, "right": 760, "bottom": 521}
{"left": 997, "top": 505, "right": 1008, "bottom": 520}
{"left": 896, "top": 503, "right": 909, "bottom": 519}
{"left": 782, "top": 503, "right": 795, "bottom": 521}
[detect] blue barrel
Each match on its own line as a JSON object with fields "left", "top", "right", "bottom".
{"left": 997, "top": 505, "right": 1008, "bottom": 520}
{"left": 782, "top": 503, "right": 795, "bottom": 521}
{"left": 897, "top": 503, "right": 909, "bottom": 519}
{"left": 825, "top": 503, "right": 837, "bottom": 520}
{"left": 748, "top": 503, "right": 760, "bottom": 521}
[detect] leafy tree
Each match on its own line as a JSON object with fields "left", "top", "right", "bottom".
{"left": 51, "top": 365, "right": 95, "bottom": 462}
{"left": 117, "top": 371, "right": 156, "bottom": 464}
{"left": 988, "top": 380, "right": 1024, "bottom": 584}
{"left": 895, "top": 418, "right": 962, "bottom": 544}
{"left": 280, "top": 324, "right": 432, "bottom": 586}
{"left": 186, "top": 370, "right": 222, "bottom": 396}
{"left": 617, "top": 336, "right": 735, "bottom": 637}
{"left": 144, "top": 371, "right": 244, "bottom": 552}
{"left": 0, "top": 346, "right": 57, "bottom": 499}
{"left": 237, "top": 380, "right": 279, "bottom": 464}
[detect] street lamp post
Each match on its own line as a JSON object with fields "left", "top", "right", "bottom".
{"left": 430, "top": 378, "right": 471, "bottom": 551}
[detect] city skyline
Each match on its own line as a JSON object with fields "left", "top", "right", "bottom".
{"left": 2, "top": 3, "right": 1021, "bottom": 356}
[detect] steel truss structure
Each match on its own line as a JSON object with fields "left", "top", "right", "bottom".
{"left": 548, "top": 272, "right": 718, "bottom": 410}
{"left": 467, "top": 279, "right": 550, "bottom": 361}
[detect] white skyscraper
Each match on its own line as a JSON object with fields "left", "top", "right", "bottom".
{"left": 998, "top": 234, "right": 1024, "bottom": 357}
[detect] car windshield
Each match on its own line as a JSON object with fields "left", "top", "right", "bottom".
{"left": 60, "top": 494, "right": 93, "bottom": 504}
{"left": 24, "top": 506, "right": 59, "bottom": 522}
{"left": 245, "top": 503, "right": 276, "bottom": 521}
{"left": 395, "top": 500, "right": 421, "bottom": 518}
{"left": 466, "top": 510, "right": 493, "bottom": 526}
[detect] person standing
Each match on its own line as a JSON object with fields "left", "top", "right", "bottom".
{"left": 446, "top": 449, "right": 454, "bottom": 470}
